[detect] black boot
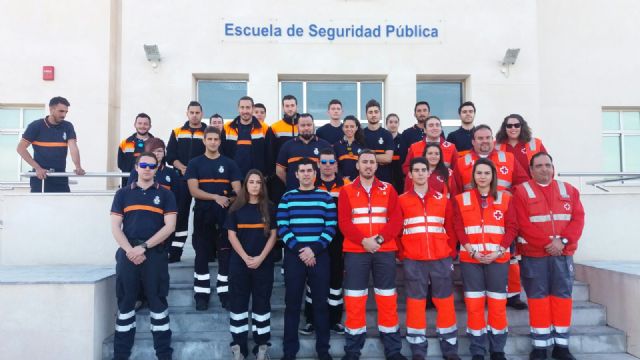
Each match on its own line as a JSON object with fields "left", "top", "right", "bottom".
{"left": 490, "top": 352, "right": 506, "bottom": 360}
{"left": 506, "top": 295, "right": 528, "bottom": 310}
{"left": 551, "top": 346, "right": 576, "bottom": 360}
{"left": 529, "top": 348, "right": 547, "bottom": 359}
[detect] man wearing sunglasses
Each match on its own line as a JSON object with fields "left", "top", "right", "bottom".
{"left": 110, "top": 152, "right": 177, "bottom": 360}
{"left": 300, "top": 148, "right": 351, "bottom": 337}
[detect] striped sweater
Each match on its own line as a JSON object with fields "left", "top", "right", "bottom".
{"left": 276, "top": 188, "right": 337, "bottom": 254}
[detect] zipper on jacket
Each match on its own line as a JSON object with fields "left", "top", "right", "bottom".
{"left": 420, "top": 195, "right": 432, "bottom": 259}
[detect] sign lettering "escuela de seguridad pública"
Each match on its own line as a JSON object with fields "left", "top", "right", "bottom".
{"left": 224, "top": 22, "right": 440, "bottom": 41}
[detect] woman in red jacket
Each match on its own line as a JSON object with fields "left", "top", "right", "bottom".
{"left": 453, "top": 158, "right": 518, "bottom": 360}
{"left": 495, "top": 114, "right": 547, "bottom": 177}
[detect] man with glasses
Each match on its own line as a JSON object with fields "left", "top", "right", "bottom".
{"left": 17, "top": 96, "right": 85, "bottom": 193}
{"left": 110, "top": 152, "right": 176, "bottom": 360}
{"left": 276, "top": 113, "right": 331, "bottom": 190}
{"left": 300, "top": 148, "right": 350, "bottom": 337}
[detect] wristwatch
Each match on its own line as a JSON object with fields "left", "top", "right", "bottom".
{"left": 140, "top": 242, "right": 149, "bottom": 250}
{"left": 375, "top": 235, "right": 384, "bottom": 245}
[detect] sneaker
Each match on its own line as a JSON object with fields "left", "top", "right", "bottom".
{"left": 255, "top": 344, "right": 270, "bottom": 360}
{"left": 330, "top": 323, "right": 345, "bottom": 334}
{"left": 506, "top": 296, "right": 528, "bottom": 310}
{"left": 551, "top": 346, "right": 576, "bottom": 360}
{"left": 529, "top": 348, "right": 548, "bottom": 360}
{"left": 298, "top": 323, "right": 314, "bottom": 335}
{"left": 231, "top": 344, "right": 245, "bottom": 360}
{"left": 490, "top": 352, "right": 506, "bottom": 360}
{"left": 195, "top": 298, "right": 209, "bottom": 311}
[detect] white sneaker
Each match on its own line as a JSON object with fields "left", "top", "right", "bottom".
{"left": 255, "top": 344, "right": 270, "bottom": 360}
{"left": 230, "top": 344, "right": 244, "bottom": 360}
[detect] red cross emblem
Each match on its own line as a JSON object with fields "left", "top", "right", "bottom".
{"left": 564, "top": 203, "right": 571, "bottom": 211}
{"left": 500, "top": 166, "right": 509, "bottom": 175}
{"left": 521, "top": 147, "right": 527, "bottom": 154}
{"left": 437, "top": 175, "right": 444, "bottom": 183}
{"left": 433, "top": 192, "right": 443, "bottom": 200}
{"left": 494, "top": 210, "right": 503, "bottom": 220}
{"left": 442, "top": 142, "right": 451, "bottom": 148}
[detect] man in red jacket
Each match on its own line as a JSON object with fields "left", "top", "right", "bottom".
{"left": 338, "top": 150, "right": 405, "bottom": 360}
{"left": 513, "top": 152, "right": 585, "bottom": 360}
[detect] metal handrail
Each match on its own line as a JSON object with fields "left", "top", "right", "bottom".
{"left": 558, "top": 172, "right": 640, "bottom": 192}
{"left": 19, "top": 172, "right": 130, "bottom": 193}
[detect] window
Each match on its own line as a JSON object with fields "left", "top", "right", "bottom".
{"left": 279, "top": 81, "right": 384, "bottom": 126}
{"left": 196, "top": 81, "right": 248, "bottom": 120}
{"left": 602, "top": 110, "right": 640, "bottom": 172}
{"left": 416, "top": 81, "right": 464, "bottom": 137}
{"left": 0, "top": 106, "right": 45, "bottom": 182}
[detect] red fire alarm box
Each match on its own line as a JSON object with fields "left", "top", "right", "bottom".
{"left": 43, "top": 66, "right": 55, "bottom": 81}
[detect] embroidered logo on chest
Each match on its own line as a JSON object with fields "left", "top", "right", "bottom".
{"left": 218, "top": 166, "right": 225, "bottom": 173}
{"left": 378, "top": 137, "right": 383, "bottom": 144}
{"left": 62, "top": 132, "right": 67, "bottom": 141}
{"left": 493, "top": 210, "right": 503, "bottom": 220}
{"left": 564, "top": 203, "right": 571, "bottom": 211}
{"left": 165, "top": 175, "right": 171, "bottom": 183}
{"left": 314, "top": 148, "right": 319, "bottom": 155}
{"left": 153, "top": 196, "right": 161, "bottom": 205}
{"left": 521, "top": 147, "right": 527, "bottom": 154}
{"left": 500, "top": 166, "right": 509, "bottom": 175}
{"left": 433, "top": 191, "right": 443, "bottom": 200}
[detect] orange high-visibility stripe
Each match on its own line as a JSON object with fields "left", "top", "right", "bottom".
{"left": 198, "top": 179, "right": 230, "bottom": 183}
{"left": 237, "top": 224, "right": 265, "bottom": 229}
{"left": 508, "top": 262, "right": 522, "bottom": 294}
{"left": 550, "top": 296, "right": 572, "bottom": 328}
{"left": 344, "top": 294, "right": 367, "bottom": 330}
{"left": 375, "top": 293, "right": 399, "bottom": 328}
{"left": 373, "top": 149, "right": 386, "bottom": 154}
{"left": 432, "top": 296, "right": 457, "bottom": 329}
{"left": 527, "top": 297, "right": 552, "bottom": 329}
{"left": 464, "top": 296, "right": 487, "bottom": 331}
{"left": 339, "top": 154, "right": 358, "bottom": 161}
{"left": 123, "top": 205, "right": 163, "bottom": 215}
{"left": 487, "top": 296, "right": 508, "bottom": 330}
{"left": 392, "top": 155, "right": 400, "bottom": 161}
{"left": 237, "top": 140, "right": 252, "bottom": 145}
{"left": 406, "top": 297, "right": 427, "bottom": 330}
{"left": 32, "top": 141, "right": 67, "bottom": 147}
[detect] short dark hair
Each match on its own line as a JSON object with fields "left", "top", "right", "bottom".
{"left": 530, "top": 152, "right": 553, "bottom": 168}
{"left": 414, "top": 101, "right": 431, "bottom": 112}
{"left": 425, "top": 115, "right": 441, "bottom": 124}
{"left": 365, "top": 99, "right": 381, "bottom": 113}
{"left": 328, "top": 99, "right": 342, "bottom": 109}
{"left": 299, "top": 113, "right": 314, "bottom": 121}
{"left": 282, "top": 95, "right": 297, "bottom": 105}
{"left": 204, "top": 126, "right": 222, "bottom": 138}
{"left": 135, "top": 113, "right": 151, "bottom": 123}
{"left": 238, "top": 96, "right": 254, "bottom": 106}
{"left": 144, "top": 138, "right": 166, "bottom": 152}
{"left": 296, "top": 157, "right": 316, "bottom": 172}
{"left": 319, "top": 147, "right": 336, "bottom": 158}
{"left": 49, "top": 96, "right": 70, "bottom": 107}
{"left": 409, "top": 157, "right": 428, "bottom": 171}
{"left": 209, "top": 113, "right": 223, "bottom": 121}
{"left": 187, "top": 101, "right": 203, "bottom": 111}
{"left": 458, "top": 101, "right": 476, "bottom": 114}
{"left": 254, "top": 103, "right": 266, "bottom": 111}
{"left": 471, "top": 124, "right": 493, "bottom": 139}
{"left": 358, "top": 149, "right": 377, "bottom": 160}
{"left": 136, "top": 151, "right": 158, "bottom": 165}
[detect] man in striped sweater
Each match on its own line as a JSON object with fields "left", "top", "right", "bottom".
{"left": 277, "top": 157, "right": 337, "bottom": 360}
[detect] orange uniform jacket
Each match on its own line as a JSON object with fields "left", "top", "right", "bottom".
{"left": 338, "top": 177, "right": 403, "bottom": 253}
{"left": 398, "top": 189, "right": 457, "bottom": 260}
{"left": 513, "top": 180, "right": 585, "bottom": 257}
{"left": 452, "top": 150, "right": 529, "bottom": 194}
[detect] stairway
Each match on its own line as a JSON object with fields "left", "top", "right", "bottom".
{"left": 102, "top": 259, "right": 635, "bottom": 359}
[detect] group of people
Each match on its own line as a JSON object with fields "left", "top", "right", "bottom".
{"left": 18, "top": 96, "right": 584, "bottom": 360}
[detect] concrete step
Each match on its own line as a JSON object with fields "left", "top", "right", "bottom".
{"left": 166, "top": 280, "right": 590, "bottom": 308}
{"left": 102, "top": 325, "right": 627, "bottom": 359}
{"left": 133, "top": 301, "right": 605, "bottom": 333}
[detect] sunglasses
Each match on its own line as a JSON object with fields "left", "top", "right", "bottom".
{"left": 138, "top": 162, "right": 158, "bottom": 169}
{"left": 320, "top": 159, "right": 336, "bottom": 165}
{"left": 506, "top": 123, "right": 521, "bottom": 129}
